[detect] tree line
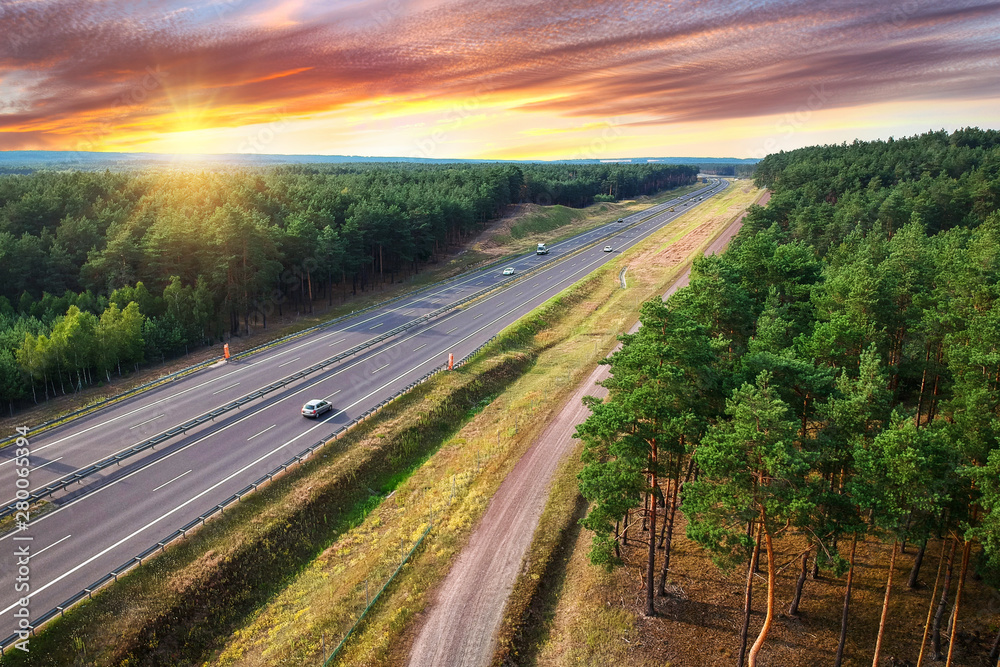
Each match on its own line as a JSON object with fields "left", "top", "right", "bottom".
{"left": 0, "top": 161, "right": 698, "bottom": 413}
{"left": 576, "top": 127, "right": 1000, "bottom": 666}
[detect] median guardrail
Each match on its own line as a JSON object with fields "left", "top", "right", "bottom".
{"left": 0, "top": 181, "right": 717, "bottom": 452}
{"left": 0, "top": 180, "right": 730, "bottom": 654}
{"left": 0, "top": 273, "right": 521, "bottom": 521}
{"left": 0, "top": 183, "right": 720, "bottom": 520}
{"left": 0, "top": 358, "right": 450, "bottom": 656}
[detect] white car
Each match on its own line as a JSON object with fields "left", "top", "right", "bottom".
{"left": 604, "top": 245, "right": 613, "bottom": 252}
{"left": 302, "top": 399, "right": 333, "bottom": 418}
{"left": 503, "top": 267, "right": 515, "bottom": 275}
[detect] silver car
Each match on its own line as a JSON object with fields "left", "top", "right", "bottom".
{"left": 302, "top": 399, "right": 333, "bottom": 418}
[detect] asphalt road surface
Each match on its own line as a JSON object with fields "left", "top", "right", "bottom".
{"left": 0, "top": 179, "right": 728, "bottom": 644}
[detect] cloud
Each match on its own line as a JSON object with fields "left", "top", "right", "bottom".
{"left": 1, "top": 0, "right": 998, "bottom": 152}
{"left": 0, "top": 130, "right": 63, "bottom": 151}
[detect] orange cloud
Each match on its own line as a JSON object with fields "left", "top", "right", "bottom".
{"left": 0, "top": 0, "right": 997, "bottom": 156}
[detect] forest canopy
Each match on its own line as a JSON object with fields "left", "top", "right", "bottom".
{"left": 576, "top": 127, "right": 1000, "bottom": 664}
{"left": 0, "top": 161, "right": 697, "bottom": 411}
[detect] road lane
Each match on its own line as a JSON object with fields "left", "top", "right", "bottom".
{"left": 0, "top": 180, "right": 729, "bottom": 641}
{"left": 1, "top": 181, "right": 715, "bottom": 500}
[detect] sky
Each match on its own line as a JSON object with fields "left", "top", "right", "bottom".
{"left": 0, "top": 0, "right": 998, "bottom": 160}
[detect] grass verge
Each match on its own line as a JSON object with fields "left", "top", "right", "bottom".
{"left": 0, "top": 181, "right": 755, "bottom": 667}
{"left": 318, "top": 182, "right": 763, "bottom": 665}
{"left": 0, "top": 183, "right": 700, "bottom": 446}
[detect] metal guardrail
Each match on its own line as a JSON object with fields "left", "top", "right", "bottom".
{"left": 0, "top": 180, "right": 729, "bottom": 655}
{"left": 0, "top": 185, "right": 713, "bottom": 521}
{"left": 0, "top": 360, "right": 450, "bottom": 656}
{"left": 0, "top": 276, "right": 518, "bottom": 522}
{"left": 0, "top": 181, "right": 717, "bottom": 452}
{"left": 0, "top": 360, "right": 219, "bottom": 451}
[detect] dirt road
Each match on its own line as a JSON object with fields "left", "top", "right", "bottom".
{"left": 406, "top": 363, "right": 612, "bottom": 667}
{"left": 406, "top": 190, "right": 768, "bottom": 667}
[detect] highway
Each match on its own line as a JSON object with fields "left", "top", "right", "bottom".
{"left": 0, "top": 178, "right": 727, "bottom": 643}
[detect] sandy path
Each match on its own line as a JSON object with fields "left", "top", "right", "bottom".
{"left": 406, "top": 363, "right": 611, "bottom": 667}
{"left": 407, "top": 189, "right": 768, "bottom": 667}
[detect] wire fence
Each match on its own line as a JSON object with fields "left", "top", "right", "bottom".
{"left": 320, "top": 403, "right": 514, "bottom": 665}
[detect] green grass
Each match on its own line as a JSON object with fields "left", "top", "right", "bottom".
{"left": 0, "top": 350, "right": 539, "bottom": 667}
{"left": 509, "top": 205, "right": 586, "bottom": 239}
{"left": 1, "top": 180, "right": 756, "bottom": 667}
{"left": 334, "top": 181, "right": 765, "bottom": 666}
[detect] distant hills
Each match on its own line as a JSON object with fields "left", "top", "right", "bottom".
{"left": 0, "top": 150, "right": 758, "bottom": 173}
